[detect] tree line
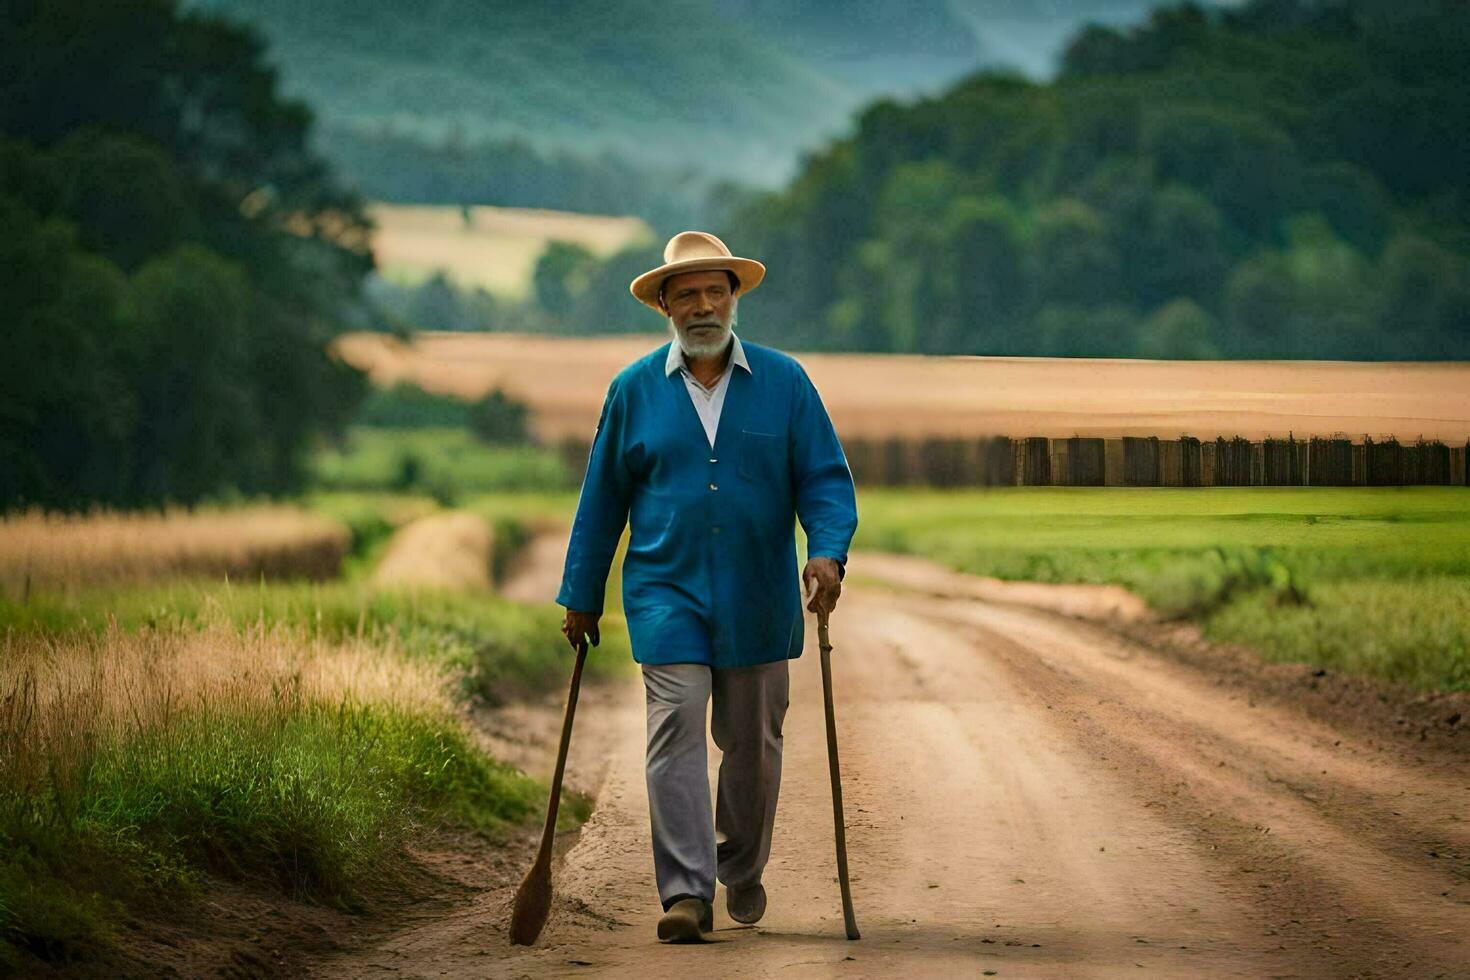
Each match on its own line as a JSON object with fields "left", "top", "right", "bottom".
{"left": 1, "top": 0, "right": 374, "bottom": 510}
{"left": 712, "top": 0, "right": 1469, "bottom": 360}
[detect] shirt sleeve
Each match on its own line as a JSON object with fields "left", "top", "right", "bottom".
{"left": 789, "top": 364, "right": 858, "bottom": 570}
{"left": 556, "top": 379, "right": 633, "bottom": 614}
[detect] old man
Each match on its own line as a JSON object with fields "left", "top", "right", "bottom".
{"left": 556, "top": 230, "right": 858, "bottom": 943}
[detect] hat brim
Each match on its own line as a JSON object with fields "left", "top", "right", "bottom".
{"left": 630, "top": 256, "right": 765, "bottom": 311}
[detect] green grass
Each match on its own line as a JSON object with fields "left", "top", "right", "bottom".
{"left": 853, "top": 486, "right": 1470, "bottom": 691}
{"left": 0, "top": 488, "right": 620, "bottom": 970}
{"left": 0, "top": 573, "right": 621, "bottom": 967}
{"left": 0, "top": 579, "right": 631, "bottom": 705}
{"left": 311, "top": 428, "right": 573, "bottom": 502}
{"left": 0, "top": 694, "right": 561, "bottom": 966}
{"left": 461, "top": 490, "right": 580, "bottom": 527}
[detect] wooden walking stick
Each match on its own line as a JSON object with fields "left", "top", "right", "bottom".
{"left": 817, "top": 607, "right": 860, "bottom": 940}
{"left": 508, "top": 638, "right": 588, "bottom": 946}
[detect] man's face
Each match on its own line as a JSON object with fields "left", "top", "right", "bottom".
{"left": 661, "top": 269, "right": 737, "bottom": 359}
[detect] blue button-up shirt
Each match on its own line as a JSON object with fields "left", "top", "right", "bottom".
{"left": 556, "top": 336, "right": 859, "bottom": 667}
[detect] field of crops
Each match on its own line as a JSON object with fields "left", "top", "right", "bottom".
{"left": 0, "top": 505, "right": 350, "bottom": 597}
{"left": 852, "top": 485, "right": 1470, "bottom": 691}
{"left": 368, "top": 204, "right": 650, "bottom": 300}
{"left": 334, "top": 331, "right": 1470, "bottom": 444}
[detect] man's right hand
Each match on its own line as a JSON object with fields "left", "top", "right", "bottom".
{"left": 562, "top": 609, "right": 601, "bottom": 651}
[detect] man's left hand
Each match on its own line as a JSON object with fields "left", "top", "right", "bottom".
{"left": 802, "top": 557, "right": 842, "bottom": 615}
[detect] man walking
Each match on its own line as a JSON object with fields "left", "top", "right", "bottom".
{"left": 556, "top": 231, "right": 858, "bottom": 943}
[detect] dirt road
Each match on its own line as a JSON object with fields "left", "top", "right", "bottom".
{"left": 316, "top": 542, "right": 1468, "bottom": 979}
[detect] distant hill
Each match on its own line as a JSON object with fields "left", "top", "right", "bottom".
{"left": 726, "top": 0, "right": 1470, "bottom": 361}
{"left": 189, "top": 0, "right": 1237, "bottom": 208}
{"left": 193, "top": 0, "right": 859, "bottom": 186}
{"left": 950, "top": 0, "right": 1207, "bottom": 76}
{"left": 711, "top": 0, "right": 980, "bottom": 91}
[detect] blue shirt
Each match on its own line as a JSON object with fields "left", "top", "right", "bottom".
{"left": 556, "top": 337, "right": 859, "bottom": 668}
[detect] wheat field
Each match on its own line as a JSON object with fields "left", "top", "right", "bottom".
{"left": 1, "top": 622, "right": 455, "bottom": 786}
{"left": 0, "top": 506, "right": 350, "bottom": 597}
{"left": 333, "top": 331, "right": 1470, "bottom": 445}
{"left": 368, "top": 203, "right": 651, "bottom": 299}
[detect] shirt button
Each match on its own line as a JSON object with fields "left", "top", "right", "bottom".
{"left": 709, "top": 457, "right": 718, "bottom": 463}
{"left": 709, "top": 483, "right": 719, "bottom": 491}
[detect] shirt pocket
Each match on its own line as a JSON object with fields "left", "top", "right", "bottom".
{"left": 737, "top": 429, "right": 785, "bottom": 483}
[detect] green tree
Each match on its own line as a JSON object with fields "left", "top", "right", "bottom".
{"left": 534, "top": 241, "right": 598, "bottom": 319}
{"left": 1, "top": 0, "right": 375, "bottom": 509}
{"left": 1033, "top": 304, "right": 1140, "bottom": 358}
{"left": 0, "top": 198, "right": 133, "bottom": 508}
{"left": 1223, "top": 249, "right": 1295, "bottom": 355}
{"left": 1029, "top": 199, "right": 1122, "bottom": 308}
{"left": 122, "top": 245, "right": 257, "bottom": 503}
{"left": 1135, "top": 185, "right": 1229, "bottom": 308}
{"left": 945, "top": 197, "right": 1026, "bottom": 350}
{"left": 1376, "top": 234, "right": 1470, "bottom": 358}
{"left": 1143, "top": 106, "right": 1303, "bottom": 241}
{"left": 407, "top": 272, "right": 468, "bottom": 331}
{"left": 1136, "top": 298, "right": 1221, "bottom": 359}
{"left": 469, "top": 390, "right": 532, "bottom": 446}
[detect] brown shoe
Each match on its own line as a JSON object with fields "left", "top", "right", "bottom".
{"left": 657, "top": 897, "right": 713, "bottom": 943}
{"left": 726, "top": 881, "right": 766, "bottom": 924}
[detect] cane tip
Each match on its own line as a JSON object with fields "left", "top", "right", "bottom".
{"left": 508, "top": 872, "right": 552, "bottom": 946}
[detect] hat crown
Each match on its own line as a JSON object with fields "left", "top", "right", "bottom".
{"left": 629, "top": 230, "right": 764, "bottom": 310}
{"left": 664, "top": 231, "right": 733, "bottom": 264}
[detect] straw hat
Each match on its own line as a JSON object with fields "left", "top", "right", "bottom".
{"left": 629, "top": 231, "right": 766, "bottom": 311}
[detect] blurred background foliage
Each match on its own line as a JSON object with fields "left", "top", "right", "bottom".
{"left": 373, "top": 1, "right": 1470, "bottom": 363}
{"left": 1, "top": 0, "right": 375, "bottom": 510}
{"left": 725, "top": 0, "right": 1470, "bottom": 360}
{"left": 4, "top": 0, "right": 1469, "bottom": 513}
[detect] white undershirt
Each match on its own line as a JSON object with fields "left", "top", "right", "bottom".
{"left": 665, "top": 332, "right": 750, "bottom": 449}
{"left": 679, "top": 360, "right": 735, "bottom": 448}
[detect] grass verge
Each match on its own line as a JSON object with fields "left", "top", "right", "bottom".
{"left": 311, "top": 427, "right": 572, "bottom": 502}
{"left": 0, "top": 623, "right": 579, "bottom": 969}
{"left": 854, "top": 486, "right": 1470, "bottom": 691}
{"left": 0, "top": 579, "right": 631, "bottom": 707}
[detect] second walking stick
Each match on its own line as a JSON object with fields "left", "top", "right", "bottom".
{"left": 816, "top": 607, "right": 860, "bottom": 940}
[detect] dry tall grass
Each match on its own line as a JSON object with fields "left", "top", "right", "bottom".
{"left": 371, "top": 511, "right": 495, "bottom": 592}
{"left": 0, "top": 622, "right": 455, "bottom": 805}
{"left": 0, "top": 506, "right": 350, "bottom": 598}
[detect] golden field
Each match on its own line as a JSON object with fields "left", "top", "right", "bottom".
{"left": 0, "top": 505, "right": 349, "bottom": 596}
{"left": 371, "top": 511, "right": 496, "bottom": 593}
{"left": 367, "top": 203, "right": 651, "bottom": 300}
{"left": 1, "top": 623, "right": 454, "bottom": 783}
{"left": 333, "top": 331, "right": 1470, "bottom": 445}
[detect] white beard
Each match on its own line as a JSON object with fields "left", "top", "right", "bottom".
{"left": 669, "top": 300, "right": 737, "bottom": 359}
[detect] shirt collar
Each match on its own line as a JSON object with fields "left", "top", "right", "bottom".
{"left": 665, "top": 331, "right": 750, "bottom": 377}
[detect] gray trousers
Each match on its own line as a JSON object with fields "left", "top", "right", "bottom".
{"left": 641, "top": 659, "right": 790, "bottom": 909}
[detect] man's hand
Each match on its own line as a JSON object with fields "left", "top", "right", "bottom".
{"left": 802, "top": 557, "right": 842, "bottom": 615}
{"left": 562, "top": 609, "right": 601, "bottom": 651}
